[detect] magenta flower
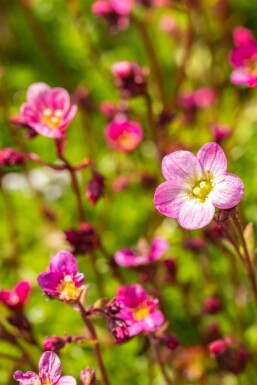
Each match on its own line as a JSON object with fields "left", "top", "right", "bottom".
{"left": 92, "top": 0, "right": 131, "bottom": 31}
{"left": 154, "top": 142, "right": 244, "bottom": 230}
{"left": 114, "top": 237, "right": 169, "bottom": 267}
{"left": 105, "top": 119, "right": 143, "bottom": 152}
{"left": 15, "top": 82, "right": 77, "bottom": 139}
{"left": 230, "top": 28, "right": 257, "bottom": 87}
{"left": 0, "top": 148, "right": 25, "bottom": 167}
{"left": 37, "top": 251, "right": 84, "bottom": 303}
{"left": 115, "top": 284, "right": 164, "bottom": 336}
{"left": 0, "top": 280, "right": 31, "bottom": 311}
{"left": 13, "top": 351, "right": 76, "bottom": 385}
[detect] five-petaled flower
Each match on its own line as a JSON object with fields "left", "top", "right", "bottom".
{"left": 114, "top": 237, "right": 169, "bottom": 267}
{"left": 115, "top": 284, "right": 164, "bottom": 336}
{"left": 13, "top": 351, "right": 76, "bottom": 385}
{"left": 14, "top": 82, "right": 77, "bottom": 139}
{"left": 154, "top": 142, "right": 244, "bottom": 230}
{"left": 37, "top": 251, "right": 84, "bottom": 303}
{"left": 0, "top": 280, "right": 31, "bottom": 312}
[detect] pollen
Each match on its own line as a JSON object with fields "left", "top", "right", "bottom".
{"left": 59, "top": 276, "right": 80, "bottom": 302}
{"left": 244, "top": 55, "right": 257, "bottom": 76}
{"left": 41, "top": 108, "right": 63, "bottom": 129}
{"left": 133, "top": 304, "right": 150, "bottom": 321}
{"left": 191, "top": 178, "right": 213, "bottom": 202}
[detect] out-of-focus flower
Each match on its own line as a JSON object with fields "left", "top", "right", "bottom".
{"left": 115, "top": 284, "right": 164, "bottom": 336}
{"left": 164, "top": 258, "right": 177, "bottom": 282}
{"left": 105, "top": 118, "right": 143, "bottom": 152}
{"left": 209, "top": 337, "right": 249, "bottom": 374}
{"left": 43, "top": 336, "right": 68, "bottom": 352}
{"left": 211, "top": 123, "right": 232, "bottom": 144}
{"left": 202, "top": 297, "right": 222, "bottom": 315}
{"left": 86, "top": 171, "right": 105, "bottom": 205}
{"left": 80, "top": 368, "right": 96, "bottom": 385}
{"left": 0, "top": 281, "right": 31, "bottom": 312}
{"left": 0, "top": 148, "right": 25, "bottom": 167}
{"left": 37, "top": 251, "right": 84, "bottom": 303}
{"left": 100, "top": 101, "right": 129, "bottom": 121}
{"left": 154, "top": 142, "right": 244, "bottom": 230}
{"left": 179, "top": 88, "right": 216, "bottom": 110}
{"left": 112, "top": 61, "right": 147, "bottom": 97}
{"left": 13, "top": 351, "right": 76, "bottom": 385}
{"left": 108, "top": 317, "right": 130, "bottom": 344}
{"left": 160, "top": 15, "right": 181, "bottom": 38}
{"left": 162, "top": 334, "right": 179, "bottom": 350}
{"left": 137, "top": 0, "right": 170, "bottom": 6}
{"left": 65, "top": 223, "right": 100, "bottom": 255}
{"left": 114, "top": 237, "right": 169, "bottom": 267}
{"left": 233, "top": 26, "right": 255, "bottom": 47}
{"left": 92, "top": 0, "right": 132, "bottom": 31}
{"left": 74, "top": 85, "right": 95, "bottom": 114}
{"left": 204, "top": 222, "right": 223, "bottom": 242}
{"left": 13, "top": 82, "right": 77, "bottom": 139}
{"left": 230, "top": 28, "right": 257, "bottom": 87}
{"left": 183, "top": 237, "right": 206, "bottom": 252}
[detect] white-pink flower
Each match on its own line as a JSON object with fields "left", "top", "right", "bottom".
{"left": 154, "top": 142, "right": 244, "bottom": 230}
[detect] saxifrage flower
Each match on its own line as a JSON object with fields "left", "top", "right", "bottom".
{"left": 105, "top": 119, "right": 143, "bottom": 152}
{"left": 154, "top": 142, "right": 244, "bottom": 230}
{"left": 37, "top": 251, "right": 84, "bottom": 303}
{"left": 13, "top": 351, "right": 76, "bottom": 385}
{"left": 115, "top": 284, "right": 164, "bottom": 336}
{"left": 114, "top": 237, "right": 169, "bottom": 267}
{"left": 0, "top": 280, "right": 31, "bottom": 311}
{"left": 15, "top": 82, "right": 77, "bottom": 139}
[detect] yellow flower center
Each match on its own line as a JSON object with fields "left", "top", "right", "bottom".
{"left": 42, "top": 381, "right": 51, "bottom": 385}
{"left": 191, "top": 179, "right": 213, "bottom": 202}
{"left": 244, "top": 55, "right": 257, "bottom": 76}
{"left": 59, "top": 276, "right": 80, "bottom": 302}
{"left": 133, "top": 304, "right": 150, "bottom": 321}
{"left": 41, "top": 108, "right": 63, "bottom": 129}
{"left": 118, "top": 131, "right": 137, "bottom": 151}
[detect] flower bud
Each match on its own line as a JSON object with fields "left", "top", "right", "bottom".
{"left": 86, "top": 172, "right": 105, "bottom": 205}
{"left": 202, "top": 297, "right": 222, "bottom": 315}
{"left": 0, "top": 148, "right": 25, "bottom": 167}
{"left": 112, "top": 61, "right": 147, "bottom": 97}
{"left": 43, "top": 336, "right": 68, "bottom": 352}
{"left": 64, "top": 222, "right": 100, "bottom": 255}
{"left": 108, "top": 317, "right": 130, "bottom": 344}
{"left": 80, "top": 368, "right": 96, "bottom": 385}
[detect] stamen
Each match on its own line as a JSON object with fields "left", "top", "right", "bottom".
{"left": 43, "top": 108, "right": 52, "bottom": 117}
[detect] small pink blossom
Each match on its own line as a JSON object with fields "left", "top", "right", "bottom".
{"left": 0, "top": 281, "right": 31, "bottom": 311}
{"left": 105, "top": 119, "right": 143, "bottom": 152}
{"left": 154, "top": 142, "right": 244, "bottom": 230}
{"left": 37, "top": 251, "right": 84, "bottom": 303}
{"left": 233, "top": 27, "right": 255, "bottom": 47}
{"left": 14, "top": 82, "right": 77, "bottom": 139}
{"left": 230, "top": 28, "right": 257, "bottom": 87}
{"left": 13, "top": 351, "right": 76, "bottom": 385}
{"left": 0, "top": 148, "right": 25, "bottom": 167}
{"left": 92, "top": 0, "right": 132, "bottom": 31}
{"left": 112, "top": 61, "right": 147, "bottom": 97}
{"left": 179, "top": 87, "right": 216, "bottom": 110}
{"left": 115, "top": 284, "right": 164, "bottom": 336}
{"left": 114, "top": 237, "right": 169, "bottom": 267}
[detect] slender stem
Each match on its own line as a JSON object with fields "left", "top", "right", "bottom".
{"left": 56, "top": 143, "right": 85, "bottom": 223}
{"left": 132, "top": 15, "right": 166, "bottom": 106}
{"left": 230, "top": 212, "right": 257, "bottom": 310}
{"left": 149, "top": 335, "right": 172, "bottom": 385}
{"left": 78, "top": 302, "right": 111, "bottom": 385}
{"left": 89, "top": 252, "right": 106, "bottom": 298}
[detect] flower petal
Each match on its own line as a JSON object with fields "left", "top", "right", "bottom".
{"left": 154, "top": 180, "right": 189, "bottom": 218}
{"left": 57, "top": 376, "right": 77, "bottom": 385}
{"left": 37, "top": 272, "right": 63, "bottom": 296}
{"left": 162, "top": 151, "right": 202, "bottom": 182}
{"left": 27, "top": 82, "right": 50, "bottom": 109}
{"left": 197, "top": 142, "right": 227, "bottom": 177}
{"left": 230, "top": 69, "right": 252, "bottom": 85}
{"left": 15, "top": 281, "right": 32, "bottom": 304}
{"left": 141, "top": 310, "right": 165, "bottom": 332}
{"left": 178, "top": 199, "right": 215, "bottom": 230}
{"left": 149, "top": 238, "right": 169, "bottom": 261}
{"left": 46, "top": 88, "right": 71, "bottom": 113}
{"left": 31, "top": 123, "right": 65, "bottom": 139}
{"left": 13, "top": 371, "right": 41, "bottom": 385}
{"left": 50, "top": 251, "right": 78, "bottom": 275}
{"left": 211, "top": 172, "right": 244, "bottom": 209}
{"left": 114, "top": 249, "right": 137, "bottom": 267}
{"left": 39, "top": 351, "right": 61, "bottom": 384}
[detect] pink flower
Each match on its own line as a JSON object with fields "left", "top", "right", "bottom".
{"left": 13, "top": 351, "right": 76, "bottom": 385}
{"left": 37, "top": 251, "right": 84, "bottom": 303}
{"left": 154, "top": 142, "right": 244, "bottom": 230}
{"left": 179, "top": 87, "right": 216, "bottom": 110}
{"left": 211, "top": 123, "right": 232, "bottom": 144}
{"left": 105, "top": 119, "right": 143, "bottom": 152}
{"left": 0, "top": 281, "right": 31, "bottom": 311}
{"left": 112, "top": 61, "right": 147, "bottom": 97}
{"left": 92, "top": 0, "right": 132, "bottom": 31}
{"left": 114, "top": 237, "right": 169, "bottom": 267}
{"left": 0, "top": 148, "right": 25, "bottom": 167}
{"left": 233, "top": 27, "right": 255, "bottom": 47}
{"left": 15, "top": 82, "right": 77, "bottom": 139}
{"left": 115, "top": 284, "right": 164, "bottom": 336}
{"left": 230, "top": 28, "right": 257, "bottom": 87}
